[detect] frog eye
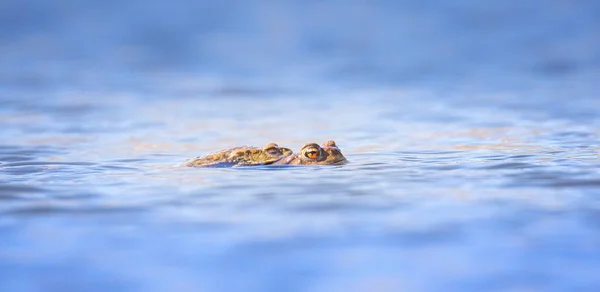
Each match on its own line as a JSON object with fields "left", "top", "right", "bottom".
{"left": 263, "top": 147, "right": 278, "bottom": 155}
{"left": 305, "top": 150, "right": 318, "bottom": 159}
{"left": 263, "top": 143, "right": 281, "bottom": 155}
{"left": 302, "top": 145, "right": 322, "bottom": 160}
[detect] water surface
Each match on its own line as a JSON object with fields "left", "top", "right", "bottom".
{"left": 1, "top": 0, "right": 600, "bottom": 291}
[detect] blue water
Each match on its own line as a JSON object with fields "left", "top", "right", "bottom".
{"left": 1, "top": 0, "right": 600, "bottom": 291}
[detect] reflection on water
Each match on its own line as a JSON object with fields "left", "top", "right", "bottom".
{"left": 2, "top": 0, "right": 600, "bottom": 291}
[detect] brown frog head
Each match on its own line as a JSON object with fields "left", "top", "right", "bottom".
{"left": 186, "top": 143, "right": 293, "bottom": 167}
{"left": 274, "top": 140, "right": 347, "bottom": 165}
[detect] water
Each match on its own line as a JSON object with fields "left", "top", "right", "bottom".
{"left": 2, "top": 0, "right": 600, "bottom": 291}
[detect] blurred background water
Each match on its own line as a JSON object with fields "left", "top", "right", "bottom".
{"left": 1, "top": 0, "right": 600, "bottom": 291}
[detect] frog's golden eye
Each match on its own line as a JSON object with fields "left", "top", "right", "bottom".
{"left": 305, "top": 150, "right": 318, "bottom": 159}
{"left": 300, "top": 143, "right": 321, "bottom": 160}
{"left": 302, "top": 145, "right": 322, "bottom": 160}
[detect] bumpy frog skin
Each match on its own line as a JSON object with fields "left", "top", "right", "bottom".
{"left": 273, "top": 140, "right": 348, "bottom": 166}
{"left": 186, "top": 143, "right": 293, "bottom": 167}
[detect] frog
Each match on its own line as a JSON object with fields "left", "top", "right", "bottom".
{"left": 185, "top": 143, "right": 293, "bottom": 167}
{"left": 273, "top": 140, "right": 347, "bottom": 165}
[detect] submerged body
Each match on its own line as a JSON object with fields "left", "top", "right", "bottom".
{"left": 186, "top": 143, "right": 293, "bottom": 167}
{"left": 186, "top": 140, "right": 347, "bottom": 167}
